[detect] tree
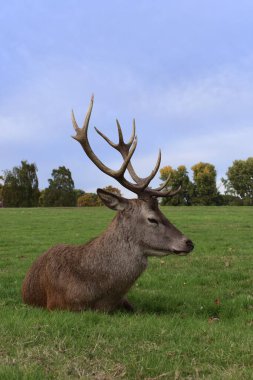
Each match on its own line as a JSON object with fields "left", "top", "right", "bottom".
{"left": 2, "top": 161, "right": 40, "bottom": 207}
{"left": 0, "top": 175, "right": 3, "bottom": 207}
{"left": 222, "top": 158, "right": 253, "bottom": 205}
{"left": 43, "top": 166, "right": 76, "bottom": 207}
{"left": 77, "top": 186, "right": 122, "bottom": 207}
{"left": 159, "top": 165, "right": 193, "bottom": 205}
{"left": 74, "top": 189, "right": 85, "bottom": 201}
{"left": 191, "top": 162, "right": 218, "bottom": 205}
{"left": 38, "top": 189, "right": 46, "bottom": 207}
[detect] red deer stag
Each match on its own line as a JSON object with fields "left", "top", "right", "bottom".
{"left": 22, "top": 95, "right": 194, "bottom": 312}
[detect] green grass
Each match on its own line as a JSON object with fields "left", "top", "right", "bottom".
{"left": 0, "top": 206, "right": 253, "bottom": 379}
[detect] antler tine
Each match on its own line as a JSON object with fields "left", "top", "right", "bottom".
{"left": 113, "top": 118, "right": 161, "bottom": 187}
{"left": 170, "top": 185, "right": 182, "bottom": 196}
{"left": 83, "top": 93, "right": 94, "bottom": 129}
{"left": 116, "top": 118, "right": 136, "bottom": 148}
{"left": 94, "top": 119, "right": 136, "bottom": 151}
{"left": 117, "top": 136, "right": 138, "bottom": 178}
{"left": 94, "top": 117, "right": 142, "bottom": 184}
{"left": 146, "top": 184, "right": 182, "bottom": 198}
{"left": 138, "top": 149, "right": 162, "bottom": 190}
{"left": 71, "top": 110, "right": 79, "bottom": 134}
{"left": 94, "top": 127, "right": 117, "bottom": 148}
{"left": 72, "top": 95, "right": 94, "bottom": 141}
{"left": 116, "top": 119, "right": 135, "bottom": 148}
{"left": 163, "top": 185, "right": 182, "bottom": 197}
{"left": 116, "top": 119, "right": 124, "bottom": 145}
{"left": 126, "top": 119, "right": 136, "bottom": 148}
{"left": 72, "top": 97, "right": 119, "bottom": 177}
{"left": 116, "top": 118, "right": 145, "bottom": 184}
{"left": 153, "top": 173, "right": 171, "bottom": 192}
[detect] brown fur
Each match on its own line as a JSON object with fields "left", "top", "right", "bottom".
{"left": 22, "top": 194, "right": 194, "bottom": 312}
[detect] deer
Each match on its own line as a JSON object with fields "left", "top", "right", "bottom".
{"left": 22, "top": 95, "right": 194, "bottom": 312}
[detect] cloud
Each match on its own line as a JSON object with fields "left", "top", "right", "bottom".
{"left": 1, "top": 53, "right": 253, "bottom": 138}
{"left": 164, "top": 125, "right": 253, "bottom": 171}
{"left": 136, "top": 56, "right": 253, "bottom": 129}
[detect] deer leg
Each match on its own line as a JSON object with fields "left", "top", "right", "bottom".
{"left": 46, "top": 288, "right": 74, "bottom": 311}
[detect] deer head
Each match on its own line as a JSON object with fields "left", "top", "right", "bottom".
{"left": 71, "top": 95, "right": 194, "bottom": 256}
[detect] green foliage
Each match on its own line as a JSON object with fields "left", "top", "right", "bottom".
{"left": 159, "top": 160, "right": 253, "bottom": 206}
{"left": 160, "top": 163, "right": 228, "bottom": 206}
{"left": 0, "top": 207, "right": 253, "bottom": 378}
{"left": 2, "top": 158, "right": 253, "bottom": 208}
{"left": 2, "top": 161, "right": 40, "bottom": 207}
{"left": 219, "top": 194, "right": 243, "bottom": 206}
{"left": 48, "top": 166, "right": 75, "bottom": 191}
{"left": 222, "top": 157, "right": 253, "bottom": 205}
{"left": 77, "top": 186, "right": 121, "bottom": 207}
{"left": 0, "top": 175, "right": 3, "bottom": 206}
{"left": 73, "top": 188, "right": 85, "bottom": 201}
{"left": 77, "top": 192, "right": 101, "bottom": 207}
{"left": 38, "top": 189, "right": 46, "bottom": 207}
{"left": 42, "top": 166, "right": 76, "bottom": 207}
{"left": 191, "top": 162, "right": 219, "bottom": 205}
{"left": 160, "top": 165, "right": 195, "bottom": 206}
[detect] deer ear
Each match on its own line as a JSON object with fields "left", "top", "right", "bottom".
{"left": 97, "top": 189, "right": 129, "bottom": 211}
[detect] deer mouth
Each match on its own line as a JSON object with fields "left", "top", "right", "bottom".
{"left": 145, "top": 248, "right": 191, "bottom": 257}
{"left": 144, "top": 238, "right": 194, "bottom": 257}
{"left": 172, "top": 250, "right": 191, "bottom": 256}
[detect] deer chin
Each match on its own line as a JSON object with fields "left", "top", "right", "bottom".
{"left": 144, "top": 248, "right": 190, "bottom": 257}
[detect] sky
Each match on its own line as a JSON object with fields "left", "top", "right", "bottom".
{"left": 1, "top": 0, "right": 253, "bottom": 197}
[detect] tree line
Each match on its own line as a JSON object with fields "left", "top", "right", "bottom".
{"left": 0, "top": 161, "right": 121, "bottom": 207}
{"left": 0, "top": 158, "right": 252, "bottom": 207}
{"left": 160, "top": 158, "right": 253, "bottom": 206}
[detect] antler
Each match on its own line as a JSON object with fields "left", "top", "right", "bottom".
{"left": 72, "top": 95, "right": 180, "bottom": 198}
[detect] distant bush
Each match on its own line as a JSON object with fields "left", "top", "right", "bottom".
{"left": 220, "top": 194, "right": 243, "bottom": 206}
{"left": 77, "top": 193, "right": 102, "bottom": 207}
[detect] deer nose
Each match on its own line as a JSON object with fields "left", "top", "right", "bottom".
{"left": 185, "top": 239, "right": 194, "bottom": 251}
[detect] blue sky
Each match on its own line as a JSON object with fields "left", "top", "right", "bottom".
{"left": 1, "top": 0, "right": 253, "bottom": 196}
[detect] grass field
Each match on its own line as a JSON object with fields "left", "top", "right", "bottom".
{"left": 0, "top": 206, "right": 253, "bottom": 379}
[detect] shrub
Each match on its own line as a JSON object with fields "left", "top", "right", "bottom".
{"left": 77, "top": 193, "right": 102, "bottom": 207}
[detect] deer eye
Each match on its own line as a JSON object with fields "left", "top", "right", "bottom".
{"left": 148, "top": 218, "right": 158, "bottom": 225}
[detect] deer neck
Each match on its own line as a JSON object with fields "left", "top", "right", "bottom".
{"left": 96, "top": 213, "right": 144, "bottom": 260}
